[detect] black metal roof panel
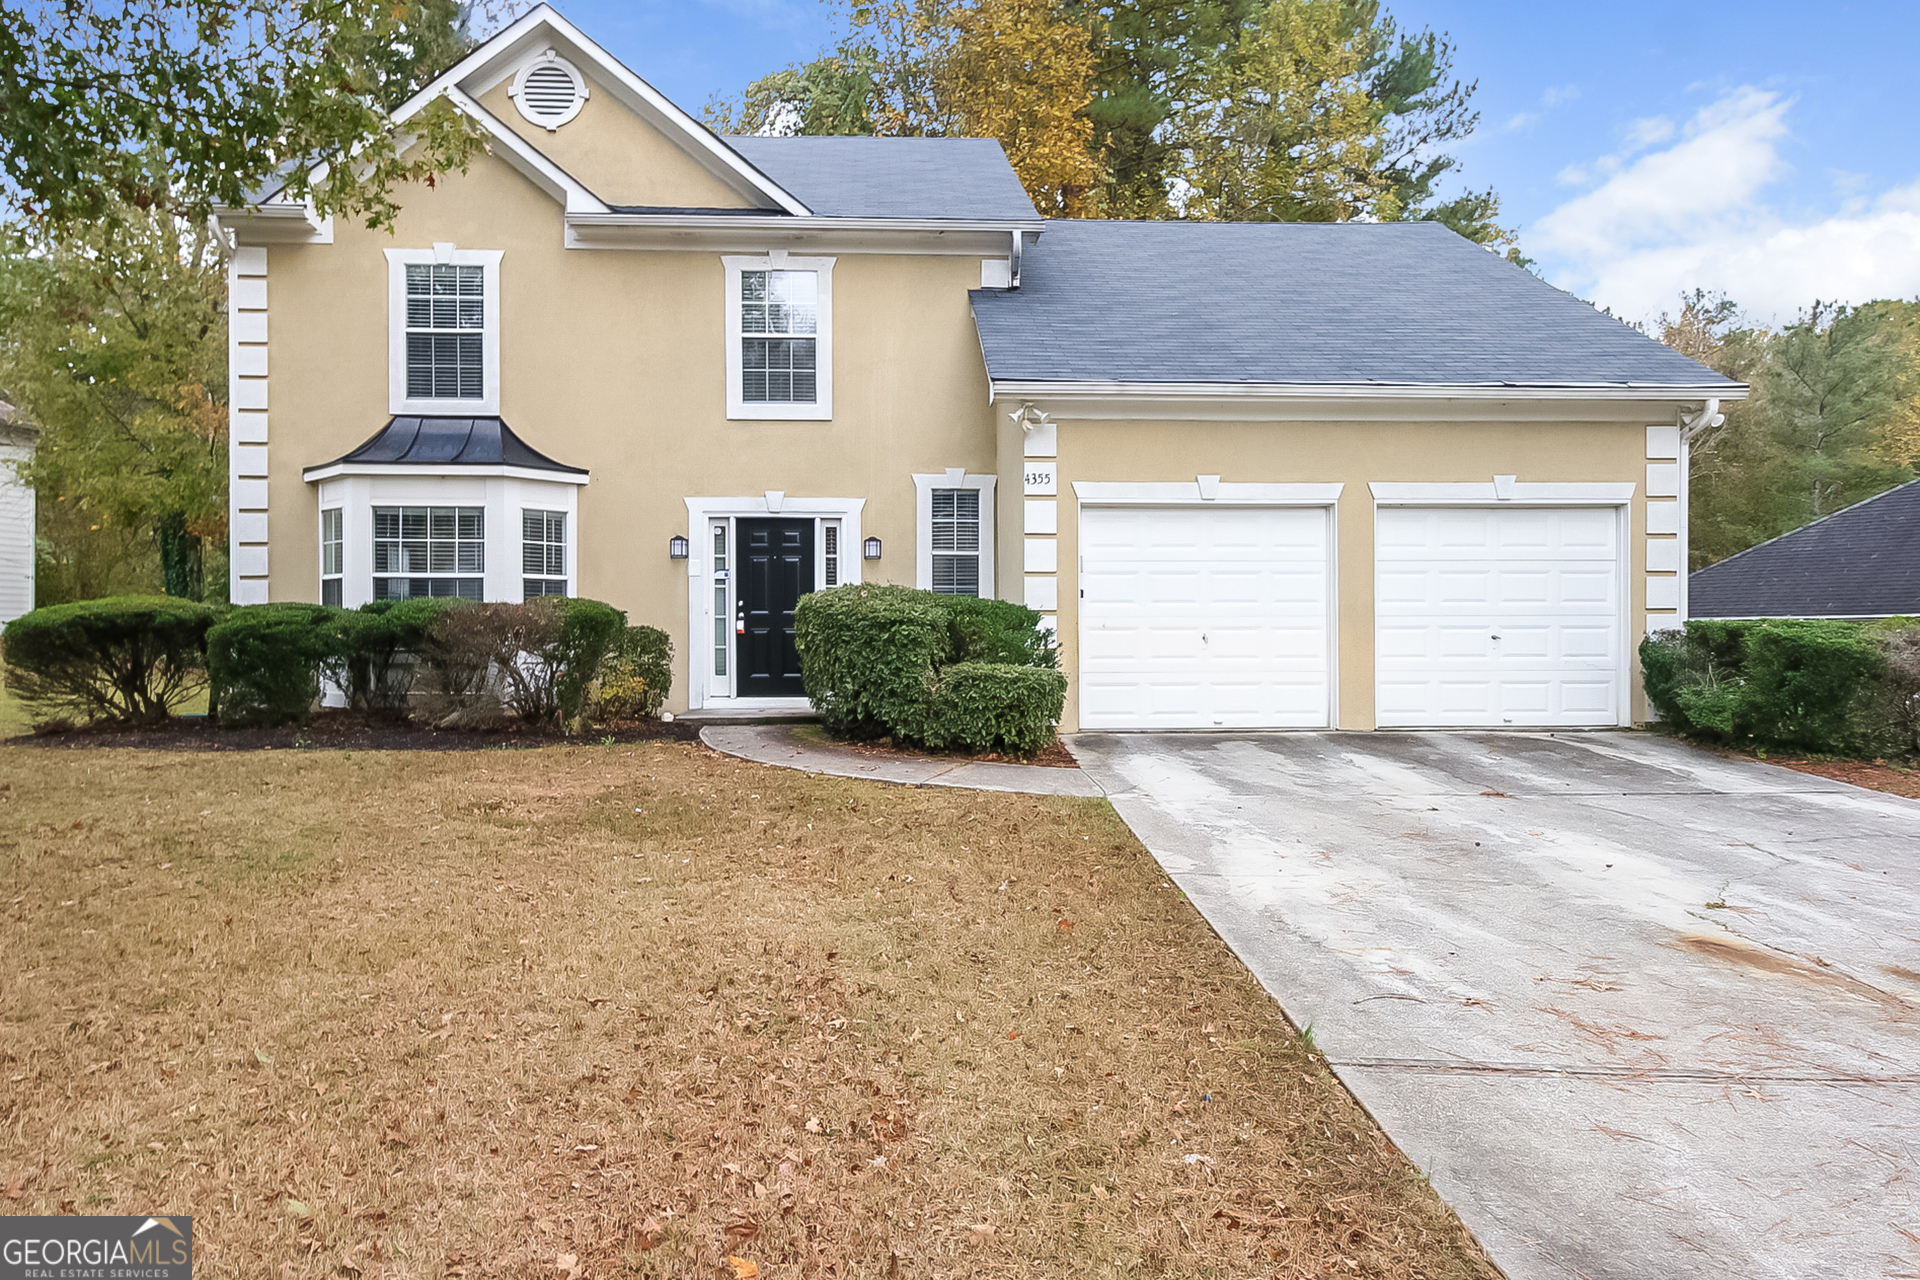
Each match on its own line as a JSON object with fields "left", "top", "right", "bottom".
{"left": 1689, "top": 478, "right": 1920, "bottom": 618}
{"left": 324, "top": 416, "right": 587, "bottom": 474}
{"left": 971, "top": 219, "right": 1745, "bottom": 389}
{"left": 723, "top": 136, "right": 1039, "bottom": 222}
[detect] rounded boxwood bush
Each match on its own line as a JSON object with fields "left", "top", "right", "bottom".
{"left": 207, "top": 603, "right": 351, "bottom": 726}
{"left": 1, "top": 595, "right": 222, "bottom": 724}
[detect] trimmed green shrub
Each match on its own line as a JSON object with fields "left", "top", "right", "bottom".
{"left": 924, "top": 662, "right": 1067, "bottom": 754}
{"left": 1874, "top": 627, "right": 1920, "bottom": 755}
{"left": 793, "top": 585, "right": 949, "bottom": 741}
{"left": 1640, "top": 619, "right": 1884, "bottom": 753}
{"left": 419, "top": 598, "right": 626, "bottom": 731}
{"left": 598, "top": 625, "right": 674, "bottom": 720}
{"left": 943, "top": 595, "right": 1059, "bottom": 668}
{"left": 1, "top": 596, "right": 221, "bottom": 724}
{"left": 329, "top": 598, "right": 468, "bottom": 715}
{"left": 794, "top": 584, "right": 1063, "bottom": 754}
{"left": 208, "top": 603, "right": 349, "bottom": 726}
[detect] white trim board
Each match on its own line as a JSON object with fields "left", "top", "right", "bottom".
{"left": 1074, "top": 481, "right": 1344, "bottom": 506}
{"left": 302, "top": 462, "right": 589, "bottom": 485}
{"left": 1369, "top": 480, "right": 1635, "bottom": 506}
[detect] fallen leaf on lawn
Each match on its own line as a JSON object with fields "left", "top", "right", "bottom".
{"left": 3, "top": 1178, "right": 23, "bottom": 1200}
{"left": 635, "top": 1218, "right": 664, "bottom": 1251}
{"left": 726, "top": 1257, "right": 758, "bottom": 1280}
{"left": 253, "top": 1046, "right": 274, "bottom": 1066}
{"left": 554, "top": 1252, "right": 581, "bottom": 1280}
{"left": 724, "top": 1220, "right": 759, "bottom": 1241}
{"left": 572, "top": 1144, "right": 599, "bottom": 1154}
{"left": 285, "top": 1200, "right": 311, "bottom": 1218}
{"left": 804, "top": 1117, "right": 822, "bottom": 1134}
{"left": 967, "top": 1223, "right": 995, "bottom": 1246}
{"left": 1057, "top": 919, "right": 1073, "bottom": 931}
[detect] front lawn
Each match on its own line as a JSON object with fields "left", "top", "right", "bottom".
{"left": 0, "top": 740, "right": 1494, "bottom": 1278}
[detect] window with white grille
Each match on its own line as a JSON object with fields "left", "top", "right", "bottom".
{"left": 522, "top": 509, "right": 567, "bottom": 599}
{"left": 373, "top": 506, "right": 484, "bottom": 600}
{"left": 387, "top": 248, "right": 501, "bottom": 415}
{"left": 740, "top": 270, "right": 817, "bottom": 403}
{"left": 405, "top": 264, "right": 484, "bottom": 401}
{"left": 320, "top": 508, "right": 343, "bottom": 607}
{"left": 930, "top": 489, "right": 980, "bottom": 596}
{"left": 725, "top": 256, "right": 833, "bottom": 420}
{"left": 823, "top": 522, "right": 840, "bottom": 587}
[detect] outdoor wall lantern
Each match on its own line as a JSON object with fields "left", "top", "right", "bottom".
{"left": 668, "top": 535, "right": 689, "bottom": 560}
{"left": 863, "top": 536, "right": 883, "bottom": 560}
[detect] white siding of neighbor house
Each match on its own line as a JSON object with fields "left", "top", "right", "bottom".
{"left": 0, "top": 438, "right": 35, "bottom": 622}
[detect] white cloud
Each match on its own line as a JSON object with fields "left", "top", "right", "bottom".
{"left": 1530, "top": 87, "right": 1920, "bottom": 323}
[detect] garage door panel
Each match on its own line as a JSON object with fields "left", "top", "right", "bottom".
{"left": 1376, "top": 506, "right": 1622, "bottom": 728}
{"left": 1080, "top": 506, "right": 1331, "bottom": 729}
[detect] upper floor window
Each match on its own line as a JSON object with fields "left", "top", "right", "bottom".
{"left": 724, "top": 254, "right": 833, "bottom": 421}
{"left": 385, "top": 247, "right": 503, "bottom": 415}
{"left": 373, "top": 506, "right": 484, "bottom": 600}
{"left": 405, "top": 265, "right": 484, "bottom": 400}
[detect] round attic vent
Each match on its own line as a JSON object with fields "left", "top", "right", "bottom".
{"left": 509, "top": 50, "right": 588, "bottom": 130}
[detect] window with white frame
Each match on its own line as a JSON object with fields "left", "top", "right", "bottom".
{"left": 522, "top": 509, "right": 567, "bottom": 598}
{"left": 711, "top": 522, "right": 730, "bottom": 679}
{"left": 724, "top": 255, "right": 833, "bottom": 420}
{"left": 914, "top": 473, "right": 995, "bottom": 598}
{"left": 320, "top": 508, "right": 343, "bottom": 607}
{"left": 373, "top": 506, "right": 484, "bottom": 600}
{"left": 823, "top": 522, "right": 840, "bottom": 587}
{"left": 405, "top": 264, "right": 484, "bottom": 400}
{"left": 930, "top": 489, "right": 981, "bottom": 595}
{"left": 385, "top": 248, "right": 502, "bottom": 415}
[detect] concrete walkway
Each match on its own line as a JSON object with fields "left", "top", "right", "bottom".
{"left": 1071, "top": 730, "right": 1920, "bottom": 1280}
{"left": 699, "top": 724, "right": 1106, "bottom": 798}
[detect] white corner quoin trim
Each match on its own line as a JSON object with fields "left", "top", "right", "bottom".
{"left": 722, "top": 254, "right": 835, "bottom": 422}
{"left": 385, "top": 247, "right": 504, "bottom": 417}
{"left": 912, "top": 471, "right": 998, "bottom": 596}
{"left": 1369, "top": 479, "right": 1636, "bottom": 506}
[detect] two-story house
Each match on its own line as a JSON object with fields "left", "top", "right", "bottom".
{"left": 217, "top": 5, "right": 1745, "bottom": 732}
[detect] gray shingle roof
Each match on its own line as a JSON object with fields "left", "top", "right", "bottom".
{"left": 724, "top": 136, "right": 1039, "bottom": 222}
{"left": 971, "top": 220, "right": 1743, "bottom": 389}
{"left": 318, "top": 417, "right": 586, "bottom": 474}
{"left": 1689, "top": 478, "right": 1920, "bottom": 618}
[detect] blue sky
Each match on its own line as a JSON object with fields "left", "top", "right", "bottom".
{"left": 551, "top": 0, "right": 1920, "bottom": 324}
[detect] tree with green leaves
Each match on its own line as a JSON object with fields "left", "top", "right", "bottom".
{"left": 0, "top": 207, "right": 228, "bottom": 602}
{"left": 0, "top": 0, "right": 489, "bottom": 231}
{"left": 1666, "top": 293, "right": 1918, "bottom": 568}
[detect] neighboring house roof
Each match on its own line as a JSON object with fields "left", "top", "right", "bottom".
{"left": 315, "top": 417, "right": 587, "bottom": 475}
{"left": 0, "top": 398, "right": 39, "bottom": 448}
{"left": 1689, "top": 477, "right": 1920, "bottom": 619}
{"left": 971, "top": 220, "right": 1743, "bottom": 392}
{"left": 724, "top": 137, "right": 1040, "bottom": 222}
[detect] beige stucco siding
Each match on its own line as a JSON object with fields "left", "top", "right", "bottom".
{"left": 477, "top": 79, "right": 759, "bottom": 210}
{"left": 265, "top": 151, "right": 996, "bottom": 712}
{"left": 1044, "top": 417, "right": 1654, "bottom": 731}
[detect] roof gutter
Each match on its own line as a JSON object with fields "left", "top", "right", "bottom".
{"left": 988, "top": 380, "right": 1751, "bottom": 403}
{"left": 568, "top": 212, "right": 1045, "bottom": 236}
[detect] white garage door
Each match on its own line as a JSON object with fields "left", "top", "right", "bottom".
{"left": 1079, "top": 505, "right": 1331, "bottom": 729}
{"left": 1375, "top": 506, "right": 1623, "bottom": 728}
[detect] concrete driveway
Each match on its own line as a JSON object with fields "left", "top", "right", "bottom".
{"left": 1070, "top": 730, "right": 1920, "bottom": 1280}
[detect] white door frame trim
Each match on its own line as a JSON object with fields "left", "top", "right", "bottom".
{"left": 1370, "top": 495, "right": 1634, "bottom": 729}
{"left": 682, "top": 495, "right": 865, "bottom": 710}
{"left": 1073, "top": 491, "right": 1341, "bottom": 731}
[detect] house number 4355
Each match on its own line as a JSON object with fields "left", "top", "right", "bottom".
{"left": 1023, "top": 463, "right": 1057, "bottom": 496}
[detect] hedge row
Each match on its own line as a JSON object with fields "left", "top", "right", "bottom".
{"left": 1640, "top": 618, "right": 1920, "bottom": 756}
{"left": 793, "top": 584, "right": 1065, "bottom": 756}
{"left": 2, "top": 595, "right": 673, "bottom": 732}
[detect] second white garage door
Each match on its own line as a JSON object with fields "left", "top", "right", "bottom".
{"left": 1375, "top": 505, "right": 1624, "bottom": 728}
{"left": 1079, "top": 505, "right": 1331, "bottom": 729}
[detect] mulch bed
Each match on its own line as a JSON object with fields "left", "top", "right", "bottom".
{"left": 9, "top": 709, "right": 705, "bottom": 752}
{"left": 794, "top": 724, "right": 1080, "bottom": 768}
{"left": 1775, "top": 757, "right": 1920, "bottom": 800}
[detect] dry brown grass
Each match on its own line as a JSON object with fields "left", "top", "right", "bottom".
{"left": 0, "top": 741, "right": 1496, "bottom": 1280}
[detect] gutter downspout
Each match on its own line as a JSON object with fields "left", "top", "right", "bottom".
{"left": 1676, "top": 397, "right": 1723, "bottom": 624}
{"left": 1010, "top": 229, "right": 1023, "bottom": 289}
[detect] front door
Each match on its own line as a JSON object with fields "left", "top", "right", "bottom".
{"left": 737, "top": 518, "right": 814, "bottom": 697}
